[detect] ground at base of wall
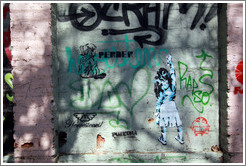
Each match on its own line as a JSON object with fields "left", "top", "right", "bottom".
{"left": 3, "top": 154, "right": 14, "bottom": 163}
{"left": 58, "top": 152, "right": 223, "bottom": 163}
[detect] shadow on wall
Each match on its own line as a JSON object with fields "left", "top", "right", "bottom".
{"left": 10, "top": 3, "right": 54, "bottom": 163}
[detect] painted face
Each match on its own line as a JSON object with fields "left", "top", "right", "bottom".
{"left": 158, "top": 70, "right": 170, "bottom": 90}
{"left": 161, "top": 79, "right": 169, "bottom": 90}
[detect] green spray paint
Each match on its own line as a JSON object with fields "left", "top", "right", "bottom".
{"left": 108, "top": 154, "right": 145, "bottom": 163}
{"left": 115, "top": 67, "right": 151, "bottom": 116}
{"left": 155, "top": 155, "right": 187, "bottom": 163}
{"left": 4, "top": 73, "right": 13, "bottom": 102}
{"left": 68, "top": 68, "right": 151, "bottom": 128}
{"left": 178, "top": 50, "right": 214, "bottom": 113}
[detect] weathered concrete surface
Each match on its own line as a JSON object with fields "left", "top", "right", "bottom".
{"left": 226, "top": 3, "right": 244, "bottom": 163}
{"left": 53, "top": 3, "right": 222, "bottom": 163}
{"left": 7, "top": 3, "right": 243, "bottom": 163}
{"left": 10, "top": 3, "right": 55, "bottom": 163}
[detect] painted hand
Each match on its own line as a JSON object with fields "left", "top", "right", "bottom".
{"left": 166, "top": 54, "right": 172, "bottom": 66}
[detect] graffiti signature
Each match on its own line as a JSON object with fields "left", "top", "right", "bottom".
{"left": 178, "top": 50, "right": 214, "bottom": 113}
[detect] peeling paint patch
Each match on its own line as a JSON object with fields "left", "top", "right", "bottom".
{"left": 21, "top": 142, "right": 33, "bottom": 148}
{"left": 14, "top": 142, "right": 18, "bottom": 148}
{"left": 148, "top": 118, "right": 154, "bottom": 123}
{"left": 211, "top": 145, "right": 220, "bottom": 152}
{"left": 97, "top": 134, "right": 105, "bottom": 149}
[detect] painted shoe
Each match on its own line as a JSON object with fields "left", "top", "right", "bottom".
{"left": 158, "top": 136, "right": 167, "bottom": 145}
{"left": 175, "top": 135, "right": 184, "bottom": 144}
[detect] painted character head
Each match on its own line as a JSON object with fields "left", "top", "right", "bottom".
{"left": 79, "top": 43, "right": 97, "bottom": 57}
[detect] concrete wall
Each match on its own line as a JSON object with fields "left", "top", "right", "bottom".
{"left": 53, "top": 3, "right": 222, "bottom": 163}
{"left": 7, "top": 2, "right": 244, "bottom": 163}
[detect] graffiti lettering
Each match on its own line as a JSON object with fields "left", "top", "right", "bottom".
{"left": 98, "top": 50, "right": 133, "bottom": 58}
{"left": 58, "top": 3, "right": 217, "bottom": 47}
{"left": 178, "top": 50, "right": 214, "bottom": 113}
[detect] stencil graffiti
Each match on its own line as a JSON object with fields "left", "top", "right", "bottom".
{"left": 65, "top": 113, "right": 103, "bottom": 128}
{"left": 234, "top": 60, "right": 243, "bottom": 94}
{"left": 154, "top": 54, "right": 184, "bottom": 145}
{"left": 112, "top": 130, "right": 137, "bottom": 138}
{"left": 178, "top": 50, "right": 214, "bottom": 113}
{"left": 67, "top": 43, "right": 106, "bottom": 79}
{"left": 73, "top": 113, "right": 97, "bottom": 122}
{"left": 58, "top": 3, "right": 217, "bottom": 47}
{"left": 190, "top": 117, "right": 210, "bottom": 136}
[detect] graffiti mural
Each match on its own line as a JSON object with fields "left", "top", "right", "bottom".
{"left": 55, "top": 3, "right": 221, "bottom": 160}
{"left": 154, "top": 54, "right": 184, "bottom": 145}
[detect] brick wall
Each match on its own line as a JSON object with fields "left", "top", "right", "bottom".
{"left": 226, "top": 3, "right": 244, "bottom": 163}
{"left": 10, "top": 3, "right": 55, "bottom": 162}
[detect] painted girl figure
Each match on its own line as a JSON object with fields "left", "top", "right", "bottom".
{"left": 154, "top": 54, "right": 184, "bottom": 145}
